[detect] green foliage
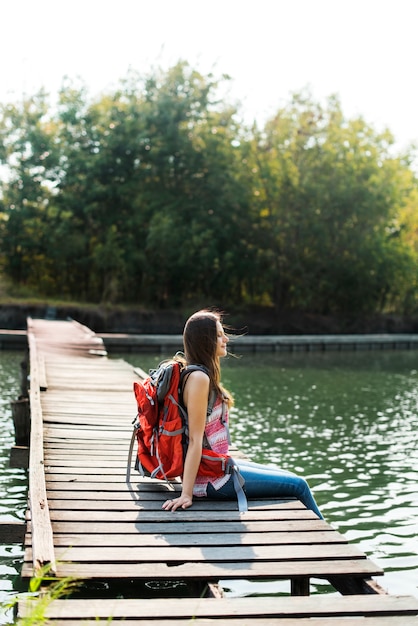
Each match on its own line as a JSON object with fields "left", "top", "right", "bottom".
{"left": 0, "top": 64, "right": 417, "bottom": 316}
{"left": 248, "top": 91, "right": 418, "bottom": 313}
{"left": 1, "top": 564, "right": 80, "bottom": 625}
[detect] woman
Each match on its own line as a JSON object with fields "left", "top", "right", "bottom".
{"left": 162, "top": 309, "right": 323, "bottom": 519}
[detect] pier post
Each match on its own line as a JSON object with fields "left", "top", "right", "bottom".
{"left": 11, "top": 398, "right": 30, "bottom": 446}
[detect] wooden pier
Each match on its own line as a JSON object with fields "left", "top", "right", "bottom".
{"left": 100, "top": 332, "right": 418, "bottom": 353}
{"left": 17, "top": 318, "right": 418, "bottom": 623}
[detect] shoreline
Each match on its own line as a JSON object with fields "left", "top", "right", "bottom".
{"left": 2, "top": 329, "right": 418, "bottom": 352}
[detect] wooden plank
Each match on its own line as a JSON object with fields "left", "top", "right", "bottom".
{"left": 44, "top": 498, "right": 307, "bottom": 511}
{"left": 22, "top": 594, "right": 418, "bottom": 620}
{"left": 44, "top": 509, "right": 321, "bottom": 522}
{"left": 44, "top": 436, "right": 131, "bottom": 446}
{"left": 29, "top": 530, "right": 347, "bottom": 547}
{"left": 76, "top": 488, "right": 294, "bottom": 504}
{"left": 42, "top": 414, "right": 134, "bottom": 424}
{"left": 44, "top": 491, "right": 306, "bottom": 505}
{"left": 26, "top": 543, "right": 368, "bottom": 563}
{"left": 42, "top": 393, "right": 136, "bottom": 403}
{"left": 98, "top": 330, "right": 418, "bottom": 353}
{"left": 26, "top": 330, "right": 56, "bottom": 575}
{"left": 43, "top": 427, "right": 129, "bottom": 437}
{"left": 22, "top": 558, "right": 383, "bottom": 580}
{"left": 16, "top": 615, "right": 417, "bottom": 626}
{"left": 44, "top": 452, "right": 131, "bottom": 461}
{"left": 38, "top": 519, "right": 333, "bottom": 534}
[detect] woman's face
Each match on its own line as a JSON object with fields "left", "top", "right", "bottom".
{"left": 216, "top": 320, "right": 229, "bottom": 358}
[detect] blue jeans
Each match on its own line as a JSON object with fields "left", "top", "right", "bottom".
{"left": 207, "top": 458, "right": 323, "bottom": 519}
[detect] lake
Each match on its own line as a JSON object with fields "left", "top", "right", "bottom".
{"left": 0, "top": 351, "right": 27, "bottom": 622}
{"left": 0, "top": 346, "right": 417, "bottom": 614}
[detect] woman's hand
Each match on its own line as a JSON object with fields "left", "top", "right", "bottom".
{"left": 162, "top": 494, "right": 193, "bottom": 511}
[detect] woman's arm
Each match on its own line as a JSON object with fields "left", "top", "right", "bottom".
{"left": 162, "top": 369, "right": 209, "bottom": 511}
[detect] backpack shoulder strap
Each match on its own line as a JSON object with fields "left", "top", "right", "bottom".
{"left": 180, "top": 363, "right": 209, "bottom": 380}
{"left": 180, "top": 364, "right": 212, "bottom": 408}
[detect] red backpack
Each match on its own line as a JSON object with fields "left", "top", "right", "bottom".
{"left": 127, "top": 359, "right": 230, "bottom": 482}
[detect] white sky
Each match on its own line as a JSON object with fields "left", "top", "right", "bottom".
{"left": 1, "top": 0, "right": 417, "bottom": 154}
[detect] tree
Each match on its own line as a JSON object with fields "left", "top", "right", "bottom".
{"left": 0, "top": 90, "right": 62, "bottom": 291}
{"left": 1, "top": 73, "right": 418, "bottom": 316}
{"left": 249, "top": 91, "right": 418, "bottom": 315}
{"left": 123, "top": 62, "right": 257, "bottom": 306}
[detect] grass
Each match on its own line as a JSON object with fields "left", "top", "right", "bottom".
{"left": 1, "top": 565, "right": 81, "bottom": 625}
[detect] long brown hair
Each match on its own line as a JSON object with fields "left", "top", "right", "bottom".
{"left": 181, "top": 309, "right": 233, "bottom": 406}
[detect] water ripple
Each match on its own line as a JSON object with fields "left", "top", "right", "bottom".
{"left": 0, "top": 351, "right": 27, "bottom": 616}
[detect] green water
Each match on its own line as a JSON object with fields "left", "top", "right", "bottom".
{"left": 0, "top": 348, "right": 417, "bottom": 609}
{"left": 0, "top": 351, "right": 27, "bottom": 621}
